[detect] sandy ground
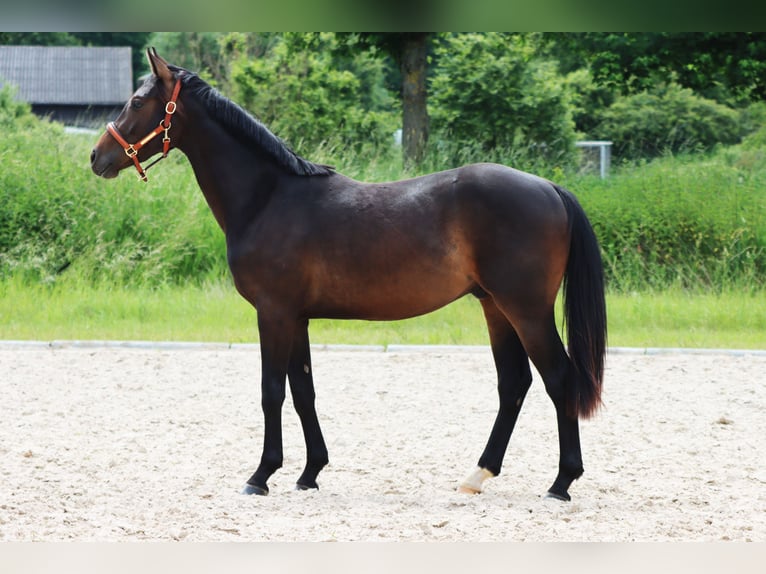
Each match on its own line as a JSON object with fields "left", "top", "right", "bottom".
{"left": 1, "top": 343, "right": 764, "bottom": 542}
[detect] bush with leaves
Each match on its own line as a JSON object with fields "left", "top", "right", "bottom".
{"left": 595, "top": 81, "right": 742, "bottom": 160}
{"left": 579, "top": 149, "right": 766, "bottom": 291}
{"left": 229, "top": 34, "right": 399, "bottom": 158}
{"left": 563, "top": 68, "right": 616, "bottom": 138}
{"left": 428, "top": 33, "right": 577, "bottom": 167}
{"left": 0, "top": 85, "right": 36, "bottom": 129}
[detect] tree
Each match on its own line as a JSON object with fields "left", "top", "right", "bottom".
{"left": 332, "top": 33, "right": 433, "bottom": 168}
{"left": 229, "top": 34, "right": 399, "bottom": 157}
{"left": 148, "top": 32, "right": 279, "bottom": 90}
{"left": 546, "top": 32, "right": 766, "bottom": 104}
{"left": 0, "top": 32, "right": 79, "bottom": 46}
{"left": 429, "top": 33, "right": 576, "bottom": 166}
{"left": 595, "top": 81, "right": 742, "bottom": 159}
{"left": 398, "top": 33, "right": 430, "bottom": 168}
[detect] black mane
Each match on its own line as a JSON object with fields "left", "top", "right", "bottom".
{"left": 175, "top": 69, "right": 334, "bottom": 177}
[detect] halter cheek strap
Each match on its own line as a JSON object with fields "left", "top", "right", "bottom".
{"left": 106, "top": 78, "right": 182, "bottom": 182}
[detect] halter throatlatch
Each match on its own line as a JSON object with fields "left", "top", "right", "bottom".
{"left": 106, "top": 78, "right": 182, "bottom": 182}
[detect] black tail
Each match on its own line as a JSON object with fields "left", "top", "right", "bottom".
{"left": 554, "top": 185, "right": 607, "bottom": 419}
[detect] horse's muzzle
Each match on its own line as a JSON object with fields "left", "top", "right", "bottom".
{"left": 90, "top": 147, "right": 119, "bottom": 179}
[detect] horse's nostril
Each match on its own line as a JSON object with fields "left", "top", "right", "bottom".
{"left": 90, "top": 149, "right": 97, "bottom": 164}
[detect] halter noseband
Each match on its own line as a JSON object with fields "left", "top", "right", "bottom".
{"left": 106, "top": 78, "right": 182, "bottom": 182}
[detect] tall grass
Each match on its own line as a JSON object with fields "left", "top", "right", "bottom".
{"left": 1, "top": 127, "right": 226, "bottom": 286}
{"left": 561, "top": 150, "right": 766, "bottom": 292}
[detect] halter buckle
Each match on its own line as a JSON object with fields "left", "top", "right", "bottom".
{"left": 105, "top": 77, "right": 182, "bottom": 182}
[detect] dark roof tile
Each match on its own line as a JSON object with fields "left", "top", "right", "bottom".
{"left": 0, "top": 46, "right": 133, "bottom": 105}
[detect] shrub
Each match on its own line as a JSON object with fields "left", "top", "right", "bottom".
{"left": 428, "top": 33, "right": 577, "bottom": 167}
{"left": 576, "top": 150, "right": 766, "bottom": 291}
{"left": 0, "top": 85, "right": 36, "bottom": 129}
{"left": 563, "top": 68, "right": 616, "bottom": 138}
{"left": 229, "top": 35, "right": 399, "bottom": 158}
{"left": 0, "top": 110, "right": 227, "bottom": 286}
{"left": 742, "top": 126, "right": 766, "bottom": 151}
{"left": 595, "top": 82, "right": 741, "bottom": 160}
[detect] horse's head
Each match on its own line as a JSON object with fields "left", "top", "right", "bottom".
{"left": 91, "top": 48, "right": 184, "bottom": 181}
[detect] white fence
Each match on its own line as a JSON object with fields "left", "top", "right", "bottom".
{"left": 576, "top": 140, "right": 613, "bottom": 179}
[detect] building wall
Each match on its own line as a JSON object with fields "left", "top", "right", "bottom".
{"left": 31, "top": 104, "right": 124, "bottom": 129}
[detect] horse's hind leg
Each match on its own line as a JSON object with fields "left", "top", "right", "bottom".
{"left": 287, "top": 321, "right": 329, "bottom": 490}
{"left": 459, "top": 298, "right": 532, "bottom": 494}
{"left": 513, "top": 313, "right": 584, "bottom": 501}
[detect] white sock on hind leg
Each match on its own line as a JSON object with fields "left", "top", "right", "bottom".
{"left": 458, "top": 467, "right": 494, "bottom": 494}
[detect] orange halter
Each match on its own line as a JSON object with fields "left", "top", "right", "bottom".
{"left": 106, "top": 78, "right": 182, "bottom": 182}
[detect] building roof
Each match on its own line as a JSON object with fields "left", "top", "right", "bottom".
{"left": 0, "top": 46, "right": 133, "bottom": 105}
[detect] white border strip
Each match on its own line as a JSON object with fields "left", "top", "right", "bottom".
{"left": 1, "top": 340, "right": 765, "bottom": 356}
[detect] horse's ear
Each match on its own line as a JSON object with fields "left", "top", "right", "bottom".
{"left": 146, "top": 47, "right": 175, "bottom": 90}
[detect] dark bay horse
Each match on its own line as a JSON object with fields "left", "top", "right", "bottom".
{"left": 91, "top": 49, "right": 607, "bottom": 501}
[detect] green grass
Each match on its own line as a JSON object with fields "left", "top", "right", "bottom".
{"left": 606, "top": 289, "right": 766, "bottom": 349}
{"left": 2, "top": 278, "right": 764, "bottom": 349}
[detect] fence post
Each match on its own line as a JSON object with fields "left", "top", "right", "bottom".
{"left": 575, "top": 141, "right": 613, "bottom": 179}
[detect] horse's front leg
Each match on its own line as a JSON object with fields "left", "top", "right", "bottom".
{"left": 242, "top": 310, "right": 296, "bottom": 495}
{"left": 288, "top": 320, "right": 329, "bottom": 490}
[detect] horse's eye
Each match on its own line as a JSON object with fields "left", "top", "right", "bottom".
{"left": 130, "top": 98, "right": 144, "bottom": 110}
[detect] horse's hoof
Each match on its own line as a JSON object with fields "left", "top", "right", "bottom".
{"left": 295, "top": 482, "right": 319, "bottom": 492}
{"left": 241, "top": 483, "right": 269, "bottom": 496}
{"left": 457, "top": 484, "right": 482, "bottom": 495}
{"left": 458, "top": 467, "right": 494, "bottom": 494}
{"left": 544, "top": 490, "right": 571, "bottom": 502}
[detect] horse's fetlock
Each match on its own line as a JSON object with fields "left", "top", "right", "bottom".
{"left": 560, "top": 458, "right": 584, "bottom": 481}
{"left": 309, "top": 452, "right": 329, "bottom": 471}
{"left": 259, "top": 452, "right": 283, "bottom": 474}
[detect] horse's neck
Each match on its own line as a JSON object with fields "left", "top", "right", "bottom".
{"left": 179, "top": 120, "right": 282, "bottom": 235}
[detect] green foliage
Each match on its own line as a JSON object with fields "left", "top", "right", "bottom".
{"left": 575, "top": 150, "right": 766, "bottom": 292}
{"left": 0, "top": 85, "right": 35, "bottom": 128}
{"left": 740, "top": 103, "right": 766, "bottom": 153}
{"left": 548, "top": 32, "right": 766, "bottom": 104}
{"left": 147, "top": 32, "right": 280, "bottom": 89}
{"left": 148, "top": 32, "right": 230, "bottom": 87}
{"left": 0, "top": 113, "right": 226, "bottom": 286}
{"left": 595, "top": 82, "right": 742, "bottom": 160}
{"left": 563, "top": 68, "right": 616, "bottom": 138}
{"left": 742, "top": 126, "right": 766, "bottom": 152}
{"left": 428, "top": 33, "right": 577, "bottom": 167}
{"left": 0, "top": 32, "right": 80, "bottom": 46}
{"left": 229, "top": 34, "right": 399, "bottom": 158}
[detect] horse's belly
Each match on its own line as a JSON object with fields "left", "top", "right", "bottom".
{"left": 306, "top": 268, "right": 473, "bottom": 321}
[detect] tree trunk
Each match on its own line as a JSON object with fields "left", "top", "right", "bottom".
{"left": 400, "top": 33, "right": 429, "bottom": 169}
